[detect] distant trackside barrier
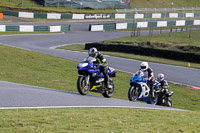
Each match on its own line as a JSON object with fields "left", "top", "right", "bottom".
{"left": 0, "top": 25, "right": 70, "bottom": 32}
{"left": 3, "top": 10, "right": 200, "bottom": 20}
{"left": 89, "top": 19, "right": 200, "bottom": 31}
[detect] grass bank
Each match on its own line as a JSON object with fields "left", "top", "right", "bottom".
{"left": 1, "top": 0, "right": 200, "bottom": 14}
{"left": 105, "top": 29, "right": 200, "bottom": 45}
{"left": 0, "top": 108, "right": 199, "bottom": 132}
{"left": 0, "top": 18, "right": 13, "bottom": 23}
{"left": 0, "top": 44, "right": 200, "bottom": 111}
{"left": 130, "top": 0, "right": 200, "bottom": 8}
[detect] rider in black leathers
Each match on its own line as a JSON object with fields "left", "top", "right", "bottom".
{"left": 140, "top": 62, "right": 155, "bottom": 99}
{"left": 157, "top": 73, "right": 169, "bottom": 92}
{"left": 88, "top": 47, "right": 109, "bottom": 89}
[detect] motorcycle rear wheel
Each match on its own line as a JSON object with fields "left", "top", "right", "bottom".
{"left": 147, "top": 91, "right": 158, "bottom": 105}
{"left": 77, "top": 76, "right": 90, "bottom": 95}
{"left": 102, "top": 79, "right": 114, "bottom": 98}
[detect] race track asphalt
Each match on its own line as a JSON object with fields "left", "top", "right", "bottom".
{"left": 0, "top": 81, "right": 184, "bottom": 111}
{"left": 0, "top": 19, "right": 199, "bottom": 110}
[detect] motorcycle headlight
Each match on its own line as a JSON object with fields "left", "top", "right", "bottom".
{"left": 78, "top": 63, "right": 88, "bottom": 68}
{"left": 92, "top": 73, "right": 97, "bottom": 77}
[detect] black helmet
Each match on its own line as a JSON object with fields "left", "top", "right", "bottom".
{"left": 88, "top": 47, "right": 98, "bottom": 58}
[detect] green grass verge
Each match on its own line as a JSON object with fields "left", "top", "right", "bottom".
{"left": 130, "top": 0, "right": 200, "bottom": 8}
{"left": 0, "top": 44, "right": 200, "bottom": 111}
{"left": 0, "top": 108, "right": 200, "bottom": 132}
{"left": 0, "top": 5, "right": 116, "bottom": 14}
{"left": 104, "top": 29, "right": 200, "bottom": 47}
{"left": 0, "top": 18, "right": 13, "bottom": 23}
{"left": 1, "top": 0, "right": 200, "bottom": 14}
{"left": 0, "top": 0, "right": 39, "bottom": 8}
{"left": 0, "top": 44, "right": 199, "bottom": 132}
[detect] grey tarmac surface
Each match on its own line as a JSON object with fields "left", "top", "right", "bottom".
{"left": 0, "top": 20, "right": 199, "bottom": 110}
{"left": 0, "top": 81, "right": 184, "bottom": 111}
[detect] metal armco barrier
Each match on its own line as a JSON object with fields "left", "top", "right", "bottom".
{"left": 85, "top": 43, "right": 200, "bottom": 63}
{"left": 3, "top": 10, "right": 200, "bottom": 20}
{"left": 89, "top": 19, "right": 200, "bottom": 31}
{"left": 0, "top": 25, "right": 70, "bottom": 32}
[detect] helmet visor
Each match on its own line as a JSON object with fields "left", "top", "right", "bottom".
{"left": 141, "top": 66, "right": 146, "bottom": 69}
{"left": 89, "top": 54, "right": 95, "bottom": 57}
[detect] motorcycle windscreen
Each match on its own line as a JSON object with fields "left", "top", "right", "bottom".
{"left": 108, "top": 67, "right": 116, "bottom": 77}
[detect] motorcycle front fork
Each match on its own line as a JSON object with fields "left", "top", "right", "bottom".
{"left": 85, "top": 75, "right": 90, "bottom": 85}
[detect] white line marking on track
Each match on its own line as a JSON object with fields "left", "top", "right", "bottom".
{"left": 0, "top": 106, "right": 186, "bottom": 111}
{"left": 0, "top": 32, "right": 64, "bottom": 37}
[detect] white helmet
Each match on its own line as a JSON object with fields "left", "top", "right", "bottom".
{"left": 88, "top": 47, "right": 98, "bottom": 58}
{"left": 157, "top": 73, "right": 164, "bottom": 82}
{"left": 140, "top": 62, "right": 148, "bottom": 71}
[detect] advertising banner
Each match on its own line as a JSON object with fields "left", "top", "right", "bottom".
{"left": 85, "top": 14, "right": 111, "bottom": 19}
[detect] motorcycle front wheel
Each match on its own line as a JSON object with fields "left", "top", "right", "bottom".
{"left": 128, "top": 86, "right": 139, "bottom": 101}
{"left": 167, "top": 99, "right": 172, "bottom": 107}
{"left": 77, "top": 76, "right": 90, "bottom": 95}
{"left": 102, "top": 79, "right": 114, "bottom": 98}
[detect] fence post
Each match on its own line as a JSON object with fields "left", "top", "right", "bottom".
{"left": 21, "top": 0, "right": 23, "bottom": 7}
{"left": 151, "top": 27, "right": 153, "bottom": 37}
{"left": 169, "top": 27, "right": 172, "bottom": 37}
{"left": 145, "top": 8, "right": 147, "bottom": 21}
{"left": 44, "top": 0, "right": 46, "bottom": 7}
{"left": 149, "top": 27, "right": 151, "bottom": 36}
{"left": 189, "top": 26, "right": 192, "bottom": 38}
{"left": 134, "top": 28, "right": 136, "bottom": 36}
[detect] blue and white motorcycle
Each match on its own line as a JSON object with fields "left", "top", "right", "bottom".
{"left": 77, "top": 57, "right": 116, "bottom": 98}
{"left": 128, "top": 70, "right": 159, "bottom": 104}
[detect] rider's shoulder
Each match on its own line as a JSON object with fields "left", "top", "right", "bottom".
{"left": 147, "top": 67, "right": 153, "bottom": 72}
{"left": 164, "top": 80, "right": 168, "bottom": 84}
{"left": 97, "top": 52, "right": 104, "bottom": 58}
